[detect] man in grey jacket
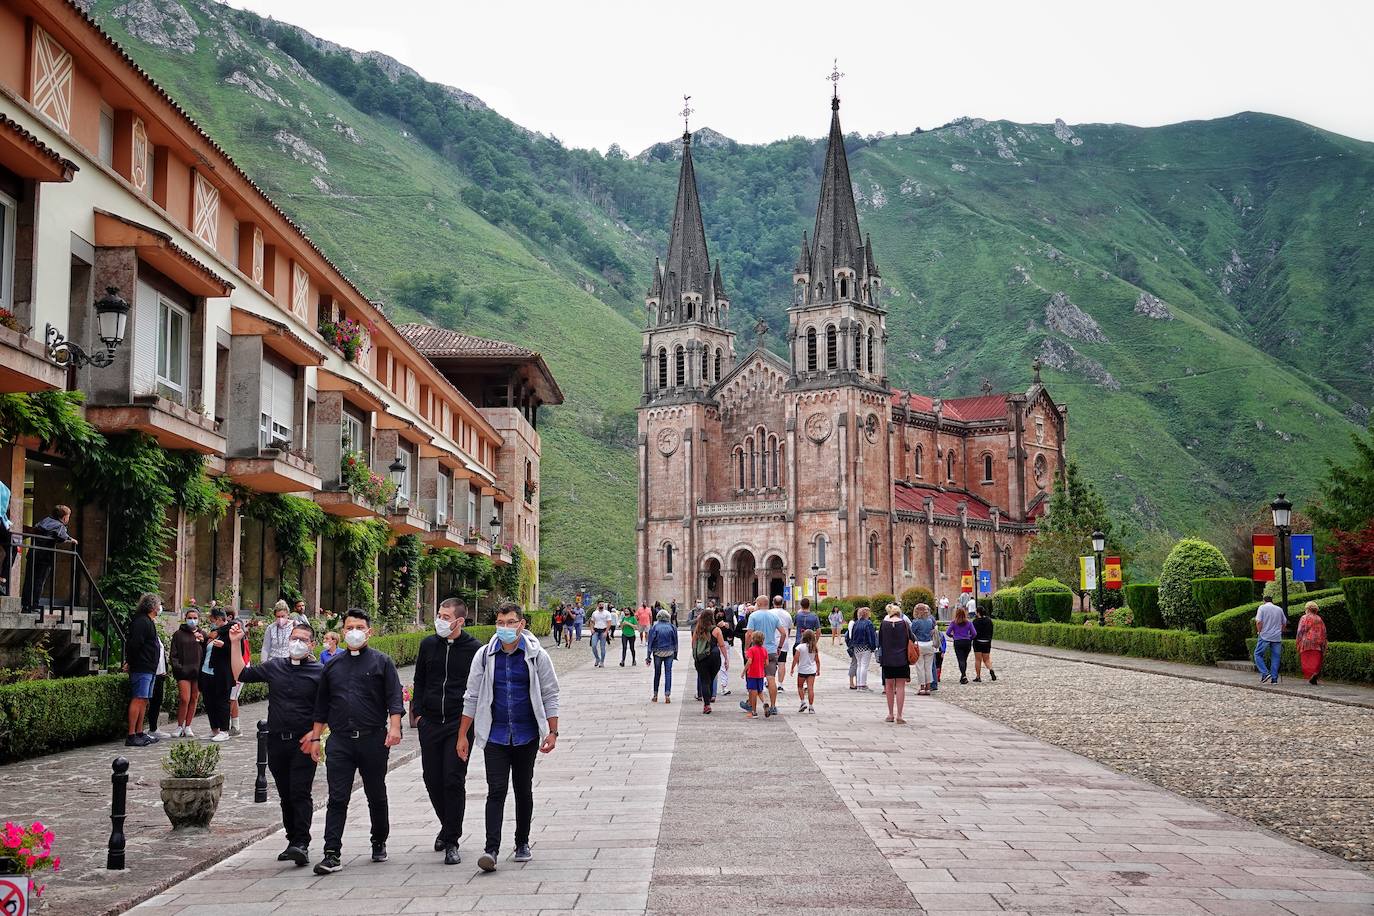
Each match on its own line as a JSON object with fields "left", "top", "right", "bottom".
{"left": 457, "top": 602, "right": 560, "bottom": 872}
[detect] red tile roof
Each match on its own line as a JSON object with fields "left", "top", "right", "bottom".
{"left": 890, "top": 390, "right": 1009, "bottom": 422}
{"left": 398, "top": 324, "right": 536, "bottom": 359}
{"left": 892, "top": 483, "right": 993, "bottom": 520}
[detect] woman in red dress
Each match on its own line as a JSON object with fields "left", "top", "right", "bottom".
{"left": 1295, "top": 600, "right": 1328, "bottom": 685}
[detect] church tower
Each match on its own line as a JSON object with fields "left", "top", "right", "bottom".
{"left": 637, "top": 121, "right": 735, "bottom": 605}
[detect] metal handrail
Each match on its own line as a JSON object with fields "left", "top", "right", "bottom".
{"left": 17, "top": 531, "right": 126, "bottom": 670}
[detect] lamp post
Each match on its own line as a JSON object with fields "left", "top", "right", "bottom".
{"left": 1091, "top": 530, "right": 1106, "bottom": 624}
{"left": 969, "top": 546, "right": 981, "bottom": 618}
{"left": 1271, "top": 493, "right": 1292, "bottom": 613}
{"left": 490, "top": 513, "right": 502, "bottom": 550}
{"left": 46, "top": 286, "right": 130, "bottom": 368}
{"left": 387, "top": 457, "right": 407, "bottom": 510}
{"left": 810, "top": 563, "right": 819, "bottom": 609}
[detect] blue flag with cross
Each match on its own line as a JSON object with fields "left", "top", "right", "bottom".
{"left": 1289, "top": 534, "right": 1317, "bottom": 583}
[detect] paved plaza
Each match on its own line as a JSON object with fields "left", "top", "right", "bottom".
{"left": 122, "top": 639, "right": 1374, "bottom": 915}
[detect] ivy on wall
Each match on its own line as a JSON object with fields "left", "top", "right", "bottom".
{"left": 236, "top": 491, "right": 327, "bottom": 605}
{"left": 380, "top": 533, "right": 422, "bottom": 632}
{"left": 326, "top": 517, "right": 391, "bottom": 617}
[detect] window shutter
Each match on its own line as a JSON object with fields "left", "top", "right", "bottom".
{"left": 131, "top": 280, "right": 158, "bottom": 397}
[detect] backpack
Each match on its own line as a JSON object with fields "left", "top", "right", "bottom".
{"left": 692, "top": 631, "right": 716, "bottom": 662}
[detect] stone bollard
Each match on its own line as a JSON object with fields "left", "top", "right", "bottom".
{"left": 254, "top": 720, "right": 269, "bottom": 803}
{"left": 107, "top": 756, "right": 129, "bottom": 870}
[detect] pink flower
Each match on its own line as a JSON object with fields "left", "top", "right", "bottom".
{"left": 29, "top": 822, "right": 43, "bottom": 834}
{"left": 32, "top": 883, "right": 45, "bottom": 898}
{"left": 52, "top": 857, "right": 60, "bottom": 871}
{"left": 41, "top": 831, "right": 53, "bottom": 846}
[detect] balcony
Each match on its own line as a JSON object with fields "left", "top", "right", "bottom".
{"left": 226, "top": 447, "right": 322, "bottom": 494}
{"left": 0, "top": 326, "right": 65, "bottom": 393}
{"left": 386, "top": 500, "right": 431, "bottom": 536}
{"left": 697, "top": 497, "right": 788, "bottom": 519}
{"left": 492, "top": 544, "right": 513, "bottom": 566}
{"left": 423, "top": 521, "right": 466, "bottom": 549}
{"left": 314, "top": 489, "right": 383, "bottom": 518}
{"left": 86, "top": 395, "right": 225, "bottom": 455}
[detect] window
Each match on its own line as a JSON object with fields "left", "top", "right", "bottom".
{"left": 747, "top": 437, "right": 756, "bottom": 489}
{"left": 867, "top": 328, "right": 876, "bottom": 373}
{"left": 657, "top": 348, "right": 668, "bottom": 388}
{"left": 769, "top": 436, "right": 780, "bottom": 488}
{"left": 686, "top": 298, "right": 694, "bottom": 320}
{"left": 840, "top": 276, "right": 849, "bottom": 299}
{"left": 825, "top": 325, "right": 837, "bottom": 370}
{"left": 436, "top": 471, "right": 449, "bottom": 526}
{"left": 665, "top": 543, "right": 674, "bottom": 575}
{"left": 467, "top": 488, "right": 477, "bottom": 529}
{"left": 982, "top": 453, "right": 994, "bottom": 483}
{"left": 258, "top": 357, "right": 295, "bottom": 449}
{"left": 341, "top": 410, "right": 364, "bottom": 454}
{"left": 947, "top": 450, "right": 955, "bottom": 483}
{"left": 938, "top": 539, "right": 948, "bottom": 575}
{"left": 0, "top": 189, "right": 15, "bottom": 312}
{"left": 98, "top": 104, "right": 114, "bottom": 166}
{"left": 868, "top": 533, "right": 879, "bottom": 570}
{"left": 735, "top": 447, "right": 745, "bottom": 490}
{"left": 815, "top": 534, "right": 828, "bottom": 569}
{"left": 760, "top": 441, "right": 768, "bottom": 488}
{"left": 853, "top": 326, "right": 862, "bottom": 371}
{"left": 1002, "top": 545, "right": 1012, "bottom": 578}
{"left": 156, "top": 298, "right": 189, "bottom": 396}
{"left": 714, "top": 347, "right": 722, "bottom": 381}
{"left": 700, "top": 347, "right": 707, "bottom": 384}
{"left": 914, "top": 444, "right": 923, "bottom": 478}
{"left": 674, "top": 346, "right": 685, "bottom": 386}
{"left": 395, "top": 443, "right": 415, "bottom": 502}
{"left": 903, "top": 537, "right": 913, "bottom": 574}
{"left": 806, "top": 328, "right": 817, "bottom": 371}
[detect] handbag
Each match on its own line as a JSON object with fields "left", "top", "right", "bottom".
{"left": 906, "top": 638, "right": 918, "bottom": 665}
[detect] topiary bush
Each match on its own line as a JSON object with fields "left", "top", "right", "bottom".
{"left": 1018, "top": 578, "right": 1074, "bottom": 622}
{"left": 1343, "top": 577, "right": 1374, "bottom": 642}
{"left": 992, "top": 587, "right": 1022, "bottom": 620}
{"left": 869, "top": 593, "right": 898, "bottom": 614}
{"left": 1245, "top": 638, "right": 1374, "bottom": 683}
{"left": 843, "top": 595, "right": 871, "bottom": 613}
{"left": 1191, "top": 578, "right": 1256, "bottom": 622}
{"left": 1034, "top": 591, "right": 1074, "bottom": 623}
{"left": 1262, "top": 569, "right": 1307, "bottom": 603}
{"left": 1125, "top": 583, "right": 1162, "bottom": 628}
{"left": 1159, "top": 538, "right": 1231, "bottom": 631}
{"left": 1203, "top": 587, "right": 1343, "bottom": 658}
{"left": 1104, "top": 605, "right": 1134, "bottom": 627}
{"left": 900, "top": 586, "right": 935, "bottom": 615}
{"left": 993, "top": 620, "right": 1222, "bottom": 665}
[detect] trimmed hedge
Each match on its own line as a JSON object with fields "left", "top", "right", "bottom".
{"left": 1159, "top": 538, "right": 1231, "bottom": 631}
{"left": 1034, "top": 591, "right": 1074, "bottom": 623}
{"left": 1245, "top": 638, "right": 1374, "bottom": 683}
{"left": 1343, "top": 577, "right": 1374, "bottom": 642}
{"left": 992, "top": 587, "right": 1022, "bottom": 620}
{"left": 1125, "top": 583, "right": 1162, "bottom": 628}
{"left": 1191, "top": 578, "right": 1256, "bottom": 621}
{"left": 843, "top": 595, "right": 872, "bottom": 613}
{"left": 1262, "top": 569, "right": 1307, "bottom": 603}
{"left": 1203, "top": 587, "right": 1343, "bottom": 659}
{"left": 900, "top": 586, "right": 935, "bottom": 615}
{"left": 1018, "top": 578, "right": 1073, "bottom": 622}
{"left": 869, "top": 593, "right": 898, "bottom": 613}
{"left": 994, "top": 620, "right": 1222, "bottom": 665}
{"left": 1283, "top": 595, "right": 1359, "bottom": 644}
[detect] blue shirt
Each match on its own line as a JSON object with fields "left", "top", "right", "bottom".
{"left": 911, "top": 616, "right": 936, "bottom": 642}
{"left": 794, "top": 611, "right": 821, "bottom": 645}
{"left": 488, "top": 645, "right": 538, "bottom": 746}
{"left": 746, "top": 609, "right": 781, "bottom": 652}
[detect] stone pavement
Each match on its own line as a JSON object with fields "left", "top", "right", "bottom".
{"left": 1000, "top": 642, "right": 1374, "bottom": 710}
{"left": 125, "top": 634, "right": 1374, "bottom": 915}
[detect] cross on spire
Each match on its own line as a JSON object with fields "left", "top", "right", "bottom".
{"left": 753, "top": 318, "right": 770, "bottom": 346}
{"left": 828, "top": 58, "right": 844, "bottom": 108}
{"left": 680, "top": 94, "right": 694, "bottom": 138}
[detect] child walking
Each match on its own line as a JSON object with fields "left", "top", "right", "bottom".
{"left": 790, "top": 629, "right": 821, "bottom": 713}
{"left": 742, "top": 631, "right": 767, "bottom": 718}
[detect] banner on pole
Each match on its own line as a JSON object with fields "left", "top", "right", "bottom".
{"left": 1290, "top": 534, "right": 1317, "bottom": 583}
{"left": 817, "top": 576, "right": 828, "bottom": 598}
{"left": 1079, "top": 555, "right": 1097, "bottom": 591}
{"left": 1252, "top": 534, "right": 1276, "bottom": 581}
{"left": 1104, "top": 556, "right": 1123, "bottom": 590}
{"left": 783, "top": 585, "right": 792, "bottom": 603}
{"left": 960, "top": 570, "right": 974, "bottom": 593}
{"left": 977, "top": 569, "right": 992, "bottom": 595}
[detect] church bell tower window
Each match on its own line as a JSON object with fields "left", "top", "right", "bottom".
{"left": 825, "top": 326, "right": 837, "bottom": 370}
{"left": 714, "top": 348, "right": 722, "bottom": 381}
{"left": 806, "top": 328, "right": 817, "bottom": 371}
{"left": 674, "top": 346, "right": 685, "bottom": 387}
{"left": 867, "top": 328, "right": 875, "bottom": 374}
{"left": 658, "top": 348, "right": 668, "bottom": 389}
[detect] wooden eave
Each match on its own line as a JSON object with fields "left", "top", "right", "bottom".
{"left": 0, "top": 113, "right": 77, "bottom": 181}
{"left": 230, "top": 307, "right": 326, "bottom": 367}
{"left": 93, "top": 210, "right": 233, "bottom": 298}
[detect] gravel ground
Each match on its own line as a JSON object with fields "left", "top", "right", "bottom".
{"left": 936, "top": 649, "right": 1374, "bottom": 868}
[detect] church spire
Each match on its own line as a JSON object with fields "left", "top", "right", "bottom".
{"left": 809, "top": 89, "right": 867, "bottom": 290}
{"left": 663, "top": 130, "right": 711, "bottom": 304}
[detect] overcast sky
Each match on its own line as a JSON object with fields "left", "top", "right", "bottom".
{"left": 231, "top": 0, "right": 1374, "bottom": 151}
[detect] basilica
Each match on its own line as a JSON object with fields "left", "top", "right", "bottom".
{"left": 635, "top": 90, "right": 1067, "bottom": 607}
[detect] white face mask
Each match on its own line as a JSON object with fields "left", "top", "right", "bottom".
{"left": 435, "top": 618, "right": 454, "bottom": 638}
{"left": 288, "top": 639, "right": 309, "bottom": 659}
{"left": 277, "top": 617, "right": 291, "bottom": 628}
{"left": 344, "top": 628, "right": 368, "bottom": 649}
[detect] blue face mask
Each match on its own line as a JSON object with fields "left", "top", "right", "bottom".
{"left": 496, "top": 626, "right": 519, "bottom": 644}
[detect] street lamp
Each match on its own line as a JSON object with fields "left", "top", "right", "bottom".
{"left": 45, "top": 286, "right": 130, "bottom": 368}
{"left": 1271, "top": 493, "right": 1292, "bottom": 611}
{"left": 969, "top": 546, "right": 981, "bottom": 618}
{"left": 788, "top": 574, "right": 796, "bottom": 612}
{"left": 490, "top": 512, "right": 502, "bottom": 546}
{"left": 1091, "top": 530, "right": 1106, "bottom": 624}
{"left": 810, "top": 562, "right": 819, "bottom": 608}
{"left": 388, "top": 456, "right": 407, "bottom": 509}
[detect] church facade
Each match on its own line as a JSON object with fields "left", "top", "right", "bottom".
{"left": 635, "top": 93, "right": 1067, "bottom": 607}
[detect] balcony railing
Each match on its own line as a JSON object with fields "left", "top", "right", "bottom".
{"left": 697, "top": 497, "right": 787, "bottom": 518}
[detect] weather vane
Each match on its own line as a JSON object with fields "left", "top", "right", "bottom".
{"left": 680, "top": 94, "right": 694, "bottom": 135}
{"left": 828, "top": 58, "right": 844, "bottom": 100}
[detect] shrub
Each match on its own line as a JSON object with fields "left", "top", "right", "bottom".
{"left": 1341, "top": 577, "right": 1374, "bottom": 641}
{"left": 1262, "top": 569, "right": 1307, "bottom": 603}
{"left": 1191, "top": 578, "right": 1256, "bottom": 621}
{"left": 900, "top": 586, "right": 935, "bottom": 615}
{"left": 1071, "top": 611, "right": 1093, "bottom": 626}
{"left": 1104, "top": 606, "right": 1134, "bottom": 628}
{"left": 992, "top": 587, "right": 1022, "bottom": 620}
{"left": 869, "top": 593, "right": 898, "bottom": 614}
{"left": 1159, "top": 538, "right": 1231, "bottom": 631}
{"left": 0, "top": 674, "right": 129, "bottom": 762}
{"left": 975, "top": 597, "right": 993, "bottom": 617}
{"left": 1283, "top": 594, "right": 1359, "bottom": 643}
{"left": 1034, "top": 591, "right": 1074, "bottom": 623}
{"left": 162, "top": 741, "right": 221, "bottom": 778}
{"left": 1203, "top": 587, "right": 1343, "bottom": 658}
{"left": 843, "top": 595, "right": 871, "bottom": 613}
{"left": 524, "top": 612, "right": 552, "bottom": 637}
{"left": 1018, "top": 578, "right": 1073, "bottom": 622}
{"left": 1125, "top": 583, "right": 1162, "bottom": 628}
{"left": 1245, "top": 639, "right": 1374, "bottom": 683}
{"left": 994, "top": 620, "right": 1222, "bottom": 665}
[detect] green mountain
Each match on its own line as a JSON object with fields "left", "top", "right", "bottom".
{"left": 91, "top": 0, "right": 1372, "bottom": 593}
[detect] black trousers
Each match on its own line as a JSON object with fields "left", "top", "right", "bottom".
{"left": 953, "top": 639, "right": 973, "bottom": 677}
{"left": 199, "top": 671, "right": 230, "bottom": 731}
{"left": 620, "top": 634, "right": 636, "bottom": 664}
{"left": 268, "top": 736, "right": 318, "bottom": 848}
{"left": 484, "top": 739, "right": 538, "bottom": 851}
{"left": 695, "top": 653, "right": 721, "bottom": 706}
{"left": 23, "top": 559, "right": 52, "bottom": 611}
{"left": 419, "top": 719, "right": 468, "bottom": 845}
{"left": 148, "top": 674, "right": 167, "bottom": 730}
{"left": 322, "top": 731, "right": 390, "bottom": 854}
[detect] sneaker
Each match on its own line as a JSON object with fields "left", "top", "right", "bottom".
{"left": 1271, "top": 676, "right": 1279, "bottom": 684}
{"left": 972, "top": 677, "right": 982, "bottom": 683}
{"left": 314, "top": 854, "right": 341, "bottom": 875}
{"left": 151, "top": 729, "right": 172, "bottom": 739}
{"left": 619, "top": 662, "right": 625, "bottom": 667}
{"left": 285, "top": 845, "right": 309, "bottom": 867}
{"left": 434, "top": 833, "right": 445, "bottom": 852}
{"left": 739, "top": 700, "right": 752, "bottom": 713}
{"left": 142, "top": 732, "right": 160, "bottom": 743}
{"left": 444, "top": 844, "right": 461, "bottom": 866}
{"left": 703, "top": 705, "right": 712, "bottom": 714}
{"left": 277, "top": 847, "right": 294, "bottom": 861}
{"left": 182, "top": 727, "right": 196, "bottom": 738}
{"left": 124, "top": 733, "right": 154, "bottom": 747}
{"left": 1259, "top": 674, "right": 1270, "bottom": 683}
{"left": 210, "top": 732, "right": 230, "bottom": 743}
{"left": 799, "top": 702, "right": 808, "bottom": 713}
{"left": 764, "top": 705, "right": 773, "bottom": 718}
{"left": 989, "top": 670, "right": 997, "bottom": 682}
{"left": 513, "top": 844, "right": 532, "bottom": 863}
{"left": 960, "top": 677, "right": 968, "bottom": 685}
{"left": 478, "top": 849, "right": 498, "bottom": 872}
{"left": 722, "top": 689, "right": 731, "bottom": 696}
{"left": 808, "top": 705, "right": 815, "bottom": 714}
{"left": 371, "top": 844, "right": 387, "bottom": 862}
{"left": 228, "top": 725, "right": 242, "bottom": 737}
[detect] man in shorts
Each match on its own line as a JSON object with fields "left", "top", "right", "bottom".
{"left": 771, "top": 596, "right": 792, "bottom": 694}
{"left": 743, "top": 595, "right": 785, "bottom": 717}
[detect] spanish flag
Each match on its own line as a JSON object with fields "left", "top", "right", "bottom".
{"left": 960, "top": 571, "right": 974, "bottom": 594}
{"left": 1252, "top": 534, "right": 1276, "bottom": 582}
{"left": 1104, "top": 556, "right": 1123, "bottom": 590}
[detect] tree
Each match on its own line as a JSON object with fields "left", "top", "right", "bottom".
{"left": 1018, "top": 460, "right": 1124, "bottom": 597}
{"left": 391, "top": 270, "right": 460, "bottom": 314}
{"left": 1210, "top": 500, "right": 1314, "bottom": 577}
{"left": 1312, "top": 421, "right": 1374, "bottom": 574}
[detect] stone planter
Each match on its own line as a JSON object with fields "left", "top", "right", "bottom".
{"left": 160, "top": 774, "right": 225, "bottom": 830}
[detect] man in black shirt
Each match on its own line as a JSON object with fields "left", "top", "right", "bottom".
{"left": 411, "top": 597, "right": 481, "bottom": 865}
{"left": 23, "top": 504, "right": 76, "bottom": 611}
{"left": 229, "top": 618, "right": 323, "bottom": 867}
{"left": 306, "top": 609, "right": 404, "bottom": 876}
{"left": 198, "top": 607, "right": 233, "bottom": 742}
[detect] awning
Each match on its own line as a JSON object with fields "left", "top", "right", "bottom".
{"left": 94, "top": 210, "right": 232, "bottom": 298}
{"left": 315, "top": 366, "right": 389, "bottom": 414}
{"left": 0, "top": 114, "right": 77, "bottom": 182}
{"left": 231, "top": 307, "right": 326, "bottom": 367}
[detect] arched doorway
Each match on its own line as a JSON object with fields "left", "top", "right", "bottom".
{"left": 731, "top": 549, "right": 756, "bottom": 604}
{"left": 766, "top": 555, "right": 785, "bottom": 604}
{"left": 702, "top": 557, "right": 722, "bottom": 607}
